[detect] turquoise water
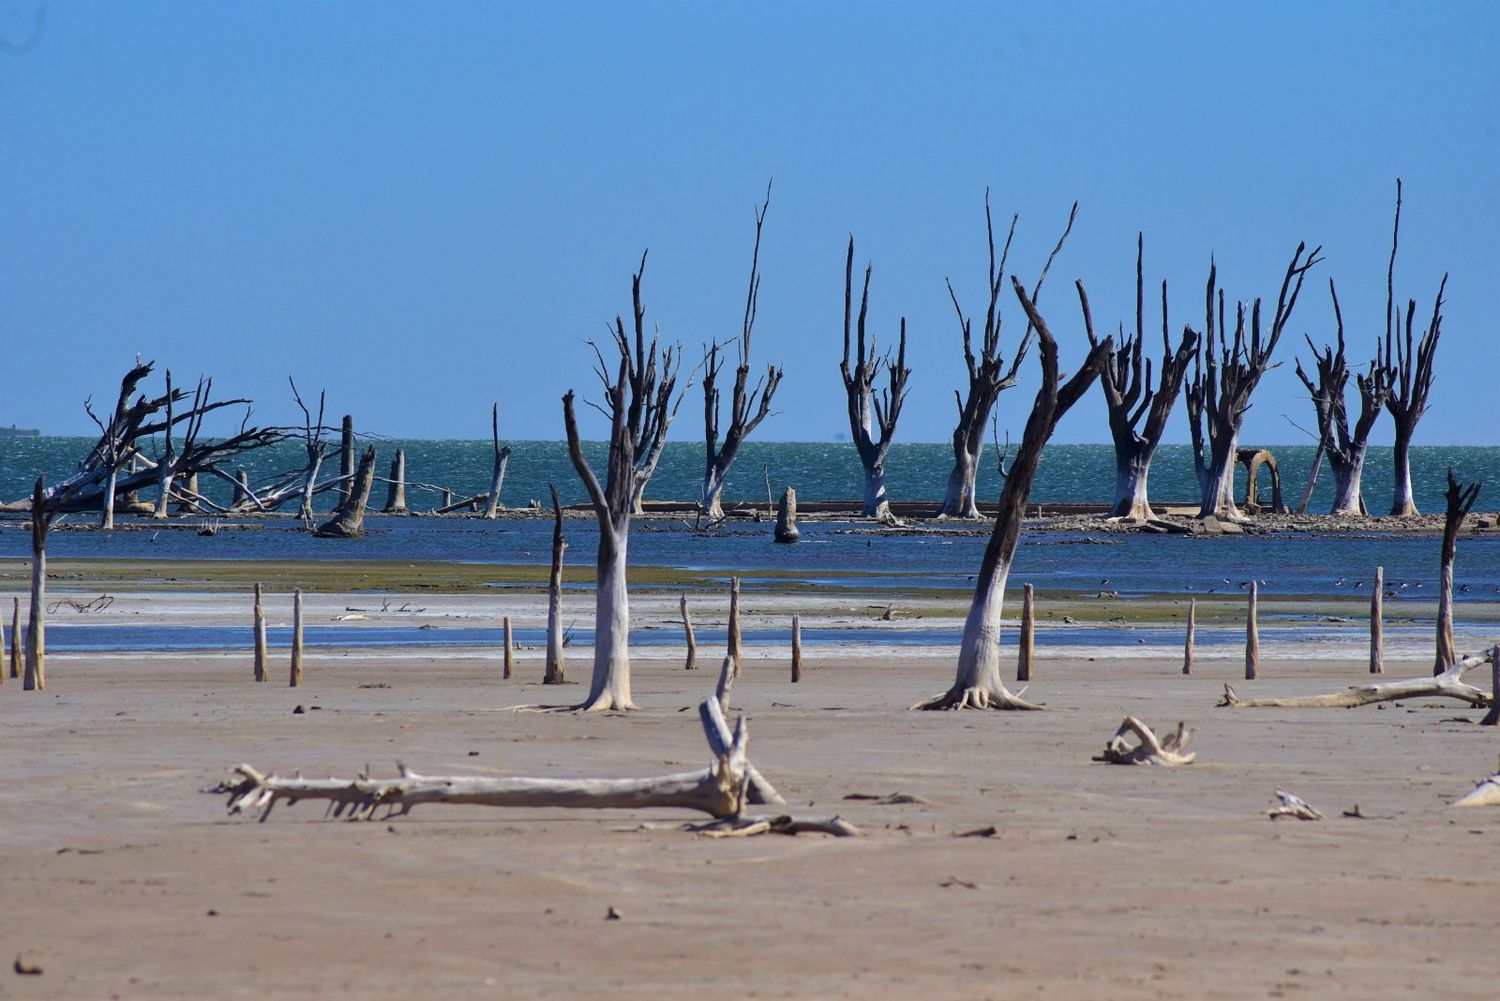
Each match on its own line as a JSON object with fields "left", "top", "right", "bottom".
{"left": 3, "top": 437, "right": 1496, "bottom": 514}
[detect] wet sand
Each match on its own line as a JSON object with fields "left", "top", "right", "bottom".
{"left": 4, "top": 632, "right": 1499, "bottom": 999}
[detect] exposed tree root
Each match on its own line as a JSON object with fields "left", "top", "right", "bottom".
{"left": 911, "top": 681, "right": 1043, "bottom": 711}
{"left": 1094, "top": 717, "right": 1195, "bottom": 765}
{"left": 1217, "top": 651, "right": 1492, "bottom": 710}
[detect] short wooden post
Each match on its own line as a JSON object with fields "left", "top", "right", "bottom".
{"left": 1016, "top": 583, "right": 1036, "bottom": 682}
{"left": 9, "top": 597, "right": 19, "bottom": 679}
{"left": 1183, "top": 597, "right": 1196, "bottom": 675}
{"left": 502, "top": 616, "right": 514, "bottom": 680}
{"left": 253, "top": 583, "right": 268, "bottom": 682}
{"left": 289, "top": 590, "right": 304, "bottom": 688}
{"left": 1244, "top": 581, "right": 1260, "bottom": 681}
{"left": 1369, "top": 566, "right": 1384, "bottom": 675}
{"left": 681, "top": 594, "right": 697, "bottom": 671}
{"left": 790, "top": 613, "right": 802, "bottom": 683}
{"left": 0, "top": 597, "right": 6, "bottom": 685}
{"left": 728, "top": 577, "right": 742, "bottom": 677}
{"left": 1480, "top": 645, "right": 1500, "bottom": 726}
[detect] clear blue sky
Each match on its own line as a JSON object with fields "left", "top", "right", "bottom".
{"left": 1, "top": 1, "right": 1495, "bottom": 446}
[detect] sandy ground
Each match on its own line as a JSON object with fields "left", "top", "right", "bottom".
{"left": 4, "top": 630, "right": 1500, "bottom": 1000}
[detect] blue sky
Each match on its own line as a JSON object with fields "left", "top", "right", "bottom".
{"left": 1, "top": 1, "right": 1495, "bottom": 445}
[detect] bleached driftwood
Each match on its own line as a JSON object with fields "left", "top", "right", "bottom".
{"left": 1268, "top": 789, "right": 1325, "bottom": 821}
{"left": 1217, "top": 650, "right": 1493, "bottom": 709}
{"left": 253, "top": 583, "right": 268, "bottom": 683}
{"left": 1093, "top": 717, "right": 1195, "bottom": 766}
{"left": 728, "top": 576, "right": 743, "bottom": 676}
{"left": 218, "top": 698, "right": 819, "bottom": 834}
{"left": 681, "top": 594, "right": 697, "bottom": 671}
{"left": 791, "top": 613, "right": 802, "bottom": 682}
{"left": 1454, "top": 760, "right": 1500, "bottom": 807}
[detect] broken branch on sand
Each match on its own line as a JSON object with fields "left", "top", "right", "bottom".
{"left": 1217, "top": 650, "right": 1493, "bottom": 710}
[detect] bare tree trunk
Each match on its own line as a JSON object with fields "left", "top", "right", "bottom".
{"left": 289, "top": 590, "right": 305, "bottom": 687}
{"left": 1390, "top": 425, "right": 1419, "bottom": 516}
{"left": 1201, "top": 432, "right": 1242, "bottom": 521}
{"left": 232, "top": 469, "right": 253, "bottom": 509}
{"left": 841, "top": 238, "right": 911, "bottom": 522}
{"left": 586, "top": 535, "right": 634, "bottom": 710}
{"left": 502, "top": 616, "right": 514, "bottom": 680}
{"left": 253, "top": 582, "right": 269, "bottom": 683}
{"left": 298, "top": 452, "right": 323, "bottom": 524}
{"left": 1016, "top": 583, "right": 1035, "bottom": 682}
{"left": 728, "top": 576, "right": 743, "bottom": 677}
{"left": 383, "top": 449, "right": 408, "bottom": 513}
{"left": 1183, "top": 598, "right": 1196, "bottom": 675}
{"left": 938, "top": 447, "right": 981, "bottom": 519}
{"left": 1436, "top": 470, "right": 1480, "bottom": 672}
{"left": 791, "top": 613, "right": 802, "bottom": 683}
{"left": 1245, "top": 581, "right": 1260, "bottom": 680}
{"left": 1370, "top": 566, "right": 1384, "bottom": 674}
{"left": 774, "top": 487, "right": 799, "bottom": 543}
{"left": 315, "top": 447, "right": 376, "bottom": 539}
{"left": 24, "top": 478, "right": 50, "bottom": 691}
{"left": 1296, "top": 442, "right": 1324, "bottom": 514}
{"left": 337, "top": 415, "right": 355, "bottom": 509}
{"left": 680, "top": 594, "right": 697, "bottom": 671}
{"left": 9, "top": 597, "right": 19, "bottom": 680}
{"left": 544, "top": 484, "right": 566, "bottom": 685}
{"left": 484, "top": 403, "right": 511, "bottom": 520}
{"left": 100, "top": 466, "right": 118, "bottom": 529}
{"left": 913, "top": 275, "right": 1109, "bottom": 710}
{"left": 1480, "top": 646, "right": 1500, "bottom": 726}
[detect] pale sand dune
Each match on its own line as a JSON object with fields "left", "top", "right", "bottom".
{"left": 3, "top": 645, "right": 1498, "bottom": 999}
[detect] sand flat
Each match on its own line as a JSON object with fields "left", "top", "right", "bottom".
{"left": 3, "top": 642, "right": 1498, "bottom": 999}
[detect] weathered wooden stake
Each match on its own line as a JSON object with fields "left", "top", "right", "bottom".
{"left": 253, "top": 583, "right": 268, "bottom": 682}
{"left": 9, "top": 597, "right": 19, "bottom": 679}
{"left": 289, "top": 590, "right": 304, "bottom": 688}
{"left": 1244, "top": 581, "right": 1260, "bottom": 681}
{"left": 503, "top": 616, "right": 514, "bottom": 680}
{"left": 24, "top": 477, "right": 50, "bottom": 691}
{"left": 1369, "top": 566, "right": 1384, "bottom": 675}
{"left": 1183, "top": 597, "right": 1196, "bottom": 675}
{"left": 1480, "top": 645, "right": 1500, "bottom": 726}
{"left": 544, "top": 484, "right": 566, "bottom": 685}
{"left": 791, "top": 613, "right": 802, "bottom": 682}
{"left": 728, "top": 577, "right": 743, "bottom": 677}
{"left": 681, "top": 594, "right": 697, "bottom": 671}
{"left": 0, "top": 597, "right": 6, "bottom": 685}
{"left": 1016, "top": 583, "right": 1035, "bottom": 682}
{"left": 383, "top": 449, "right": 408, "bottom": 514}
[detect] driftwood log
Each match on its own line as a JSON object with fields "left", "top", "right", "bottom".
{"left": 1093, "top": 717, "right": 1195, "bottom": 766}
{"left": 1268, "top": 790, "right": 1325, "bottom": 821}
{"left": 1218, "top": 650, "right": 1493, "bottom": 709}
{"left": 215, "top": 699, "right": 826, "bottom": 834}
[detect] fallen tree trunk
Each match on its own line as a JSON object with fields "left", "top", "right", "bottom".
{"left": 1217, "top": 651, "right": 1493, "bottom": 709}
{"left": 219, "top": 697, "right": 810, "bottom": 829}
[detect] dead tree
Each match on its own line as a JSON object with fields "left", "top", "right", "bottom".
{"left": 1218, "top": 649, "right": 1492, "bottom": 709}
{"left": 1379, "top": 181, "right": 1445, "bottom": 516}
{"left": 337, "top": 416, "right": 355, "bottom": 509}
{"left": 1184, "top": 244, "right": 1321, "bottom": 520}
{"left": 383, "top": 449, "right": 408, "bottom": 513}
{"left": 314, "top": 447, "right": 376, "bottom": 539}
{"left": 1294, "top": 280, "right": 1389, "bottom": 515}
{"left": 939, "top": 198, "right": 1080, "bottom": 518}
{"left": 840, "top": 238, "right": 911, "bottom": 521}
{"left": 23, "top": 360, "right": 279, "bottom": 517}
{"left": 699, "top": 183, "right": 784, "bottom": 518}
{"left": 544, "top": 484, "right": 566, "bottom": 685}
{"left": 913, "top": 277, "right": 1110, "bottom": 710}
{"left": 23, "top": 478, "right": 58, "bottom": 690}
{"left": 1076, "top": 235, "right": 1198, "bottom": 521}
{"left": 291, "top": 380, "right": 328, "bottom": 523}
{"left": 561, "top": 253, "right": 687, "bottom": 710}
{"left": 483, "top": 403, "right": 512, "bottom": 519}
{"left": 1436, "top": 468, "right": 1480, "bottom": 672}
{"left": 217, "top": 698, "right": 846, "bottom": 836}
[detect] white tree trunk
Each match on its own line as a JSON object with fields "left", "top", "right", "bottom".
{"left": 1109, "top": 451, "right": 1155, "bottom": 522}
{"left": 23, "top": 537, "right": 44, "bottom": 690}
{"left": 298, "top": 453, "right": 323, "bottom": 523}
{"left": 862, "top": 462, "right": 891, "bottom": 520}
{"left": 911, "top": 560, "right": 1040, "bottom": 710}
{"left": 937, "top": 448, "right": 980, "bottom": 519}
{"left": 153, "top": 468, "right": 175, "bottom": 519}
{"left": 100, "top": 466, "right": 118, "bottom": 530}
{"left": 1328, "top": 451, "right": 1367, "bottom": 516}
{"left": 1218, "top": 651, "right": 1492, "bottom": 709}
{"left": 1390, "top": 430, "right": 1419, "bottom": 516}
{"left": 1198, "top": 433, "right": 1242, "bottom": 520}
{"left": 581, "top": 536, "right": 635, "bottom": 711}
{"left": 383, "top": 450, "right": 407, "bottom": 514}
{"left": 700, "top": 466, "right": 727, "bottom": 520}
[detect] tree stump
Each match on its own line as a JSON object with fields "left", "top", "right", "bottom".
{"left": 315, "top": 447, "right": 376, "bottom": 539}
{"left": 1016, "top": 583, "right": 1035, "bottom": 682}
{"left": 289, "top": 590, "right": 304, "bottom": 688}
{"left": 253, "top": 583, "right": 269, "bottom": 683}
{"left": 681, "top": 594, "right": 697, "bottom": 671}
{"left": 791, "top": 613, "right": 802, "bottom": 683}
{"left": 1370, "top": 566, "right": 1384, "bottom": 674}
{"left": 1183, "top": 597, "right": 1196, "bottom": 675}
{"left": 774, "top": 488, "right": 800, "bottom": 543}
{"left": 1244, "top": 581, "right": 1260, "bottom": 680}
{"left": 502, "top": 616, "right": 514, "bottom": 680}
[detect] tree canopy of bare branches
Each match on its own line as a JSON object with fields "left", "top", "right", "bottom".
{"left": 1077, "top": 234, "right": 1198, "bottom": 522}
{"left": 841, "top": 238, "right": 911, "bottom": 521}
{"left": 700, "top": 182, "right": 784, "bottom": 518}
{"left": 1184, "top": 243, "right": 1322, "bottom": 520}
